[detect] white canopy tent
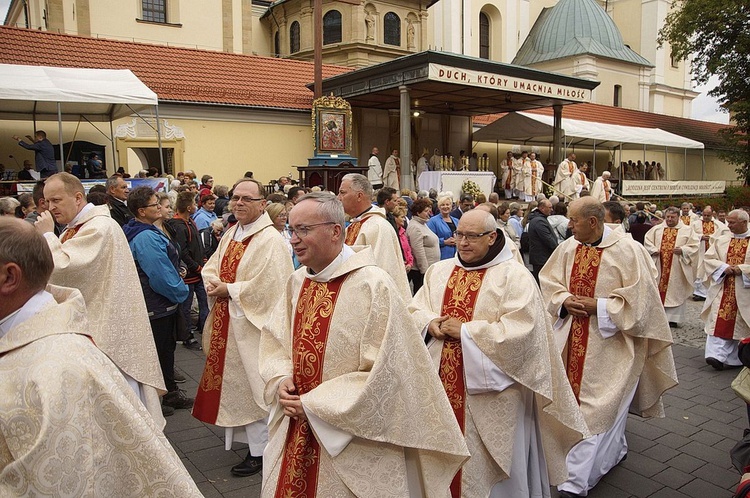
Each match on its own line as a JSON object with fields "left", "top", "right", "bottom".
{"left": 0, "top": 64, "right": 162, "bottom": 172}
{"left": 473, "top": 111, "right": 705, "bottom": 179}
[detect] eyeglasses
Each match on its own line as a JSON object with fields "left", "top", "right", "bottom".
{"left": 453, "top": 230, "right": 493, "bottom": 241}
{"left": 144, "top": 202, "right": 160, "bottom": 208}
{"left": 231, "top": 195, "right": 264, "bottom": 203}
{"left": 288, "top": 222, "right": 336, "bottom": 238}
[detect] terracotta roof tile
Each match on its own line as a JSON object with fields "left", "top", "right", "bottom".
{"left": 474, "top": 103, "right": 730, "bottom": 148}
{"left": 0, "top": 26, "right": 351, "bottom": 111}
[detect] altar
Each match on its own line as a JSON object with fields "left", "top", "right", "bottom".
{"left": 418, "top": 171, "right": 497, "bottom": 200}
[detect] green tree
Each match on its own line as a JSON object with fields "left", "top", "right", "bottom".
{"left": 658, "top": 1, "right": 750, "bottom": 183}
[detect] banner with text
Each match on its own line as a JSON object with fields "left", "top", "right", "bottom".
{"left": 621, "top": 180, "right": 726, "bottom": 196}
{"left": 428, "top": 63, "right": 592, "bottom": 103}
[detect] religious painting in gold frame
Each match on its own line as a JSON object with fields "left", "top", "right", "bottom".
{"left": 312, "top": 95, "right": 353, "bottom": 156}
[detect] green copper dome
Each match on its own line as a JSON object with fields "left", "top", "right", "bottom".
{"left": 513, "top": 0, "right": 652, "bottom": 67}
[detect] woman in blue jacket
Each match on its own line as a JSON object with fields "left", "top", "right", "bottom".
{"left": 426, "top": 195, "right": 459, "bottom": 260}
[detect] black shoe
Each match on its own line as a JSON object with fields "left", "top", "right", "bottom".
{"left": 163, "top": 389, "right": 194, "bottom": 409}
{"left": 173, "top": 370, "right": 187, "bottom": 383}
{"left": 668, "top": 321, "right": 680, "bottom": 328}
{"left": 184, "top": 339, "right": 202, "bottom": 351}
{"left": 692, "top": 295, "right": 706, "bottom": 301}
{"left": 706, "top": 357, "right": 725, "bottom": 371}
{"left": 558, "top": 490, "right": 584, "bottom": 498}
{"left": 161, "top": 404, "right": 175, "bottom": 417}
{"left": 231, "top": 453, "right": 263, "bottom": 477}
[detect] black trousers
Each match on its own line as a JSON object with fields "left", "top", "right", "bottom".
{"left": 151, "top": 312, "right": 178, "bottom": 392}
{"left": 409, "top": 269, "right": 424, "bottom": 294}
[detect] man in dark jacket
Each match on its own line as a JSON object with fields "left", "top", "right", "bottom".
{"left": 106, "top": 175, "right": 132, "bottom": 228}
{"left": 527, "top": 199, "right": 558, "bottom": 283}
{"left": 450, "top": 194, "right": 474, "bottom": 220}
{"left": 124, "top": 186, "right": 192, "bottom": 413}
{"left": 165, "top": 191, "right": 208, "bottom": 351}
{"left": 12, "top": 130, "right": 57, "bottom": 178}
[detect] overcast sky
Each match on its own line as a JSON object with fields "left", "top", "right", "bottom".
{"left": 0, "top": 0, "right": 729, "bottom": 125}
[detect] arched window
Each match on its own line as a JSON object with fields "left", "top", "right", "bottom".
{"left": 323, "top": 10, "right": 342, "bottom": 45}
{"left": 274, "top": 31, "right": 281, "bottom": 57}
{"left": 290, "top": 21, "right": 300, "bottom": 53}
{"left": 613, "top": 84, "right": 622, "bottom": 107}
{"left": 384, "top": 12, "right": 400, "bottom": 46}
{"left": 479, "top": 13, "right": 490, "bottom": 59}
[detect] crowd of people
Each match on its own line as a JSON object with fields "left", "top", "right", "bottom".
{"left": 3, "top": 164, "right": 750, "bottom": 497}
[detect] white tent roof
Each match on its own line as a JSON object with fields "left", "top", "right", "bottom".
{"left": 473, "top": 111, "right": 704, "bottom": 149}
{"left": 0, "top": 64, "right": 158, "bottom": 121}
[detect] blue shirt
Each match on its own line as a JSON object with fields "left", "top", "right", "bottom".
{"left": 192, "top": 207, "right": 218, "bottom": 231}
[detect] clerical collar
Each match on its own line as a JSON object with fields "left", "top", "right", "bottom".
{"left": 732, "top": 229, "right": 750, "bottom": 239}
{"left": 0, "top": 290, "right": 54, "bottom": 340}
{"left": 350, "top": 206, "right": 375, "bottom": 223}
{"left": 307, "top": 245, "right": 355, "bottom": 282}
{"left": 233, "top": 216, "right": 261, "bottom": 240}
{"left": 67, "top": 202, "right": 95, "bottom": 229}
{"left": 581, "top": 225, "right": 612, "bottom": 247}
{"left": 455, "top": 229, "right": 509, "bottom": 270}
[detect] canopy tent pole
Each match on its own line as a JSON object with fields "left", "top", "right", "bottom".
{"left": 109, "top": 112, "right": 118, "bottom": 172}
{"left": 664, "top": 146, "right": 668, "bottom": 180}
{"left": 109, "top": 114, "right": 120, "bottom": 173}
{"left": 552, "top": 104, "right": 563, "bottom": 164}
{"left": 65, "top": 116, "right": 82, "bottom": 165}
{"left": 57, "top": 102, "right": 63, "bottom": 174}
{"left": 592, "top": 140, "right": 597, "bottom": 177}
{"left": 702, "top": 149, "right": 706, "bottom": 180}
{"left": 154, "top": 105, "right": 165, "bottom": 176}
{"left": 642, "top": 144, "right": 646, "bottom": 179}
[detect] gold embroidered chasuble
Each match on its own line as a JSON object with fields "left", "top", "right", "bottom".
{"left": 502, "top": 158, "right": 514, "bottom": 190}
{"left": 540, "top": 229, "right": 678, "bottom": 435}
{"left": 554, "top": 159, "right": 577, "bottom": 198}
{"left": 701, "top": 233, "right": 750, "bottom": 341}
{"left": 344, "top": 207, "right": 411, "bottom": 301}
{"left": 195, "top": 212, "right": 294, "bottom": 428}
{"left": 44, "top": 204, "right": 165, "bottom": 425}
{"left": 644, "top": 222, "right": 699, "bottom": 308}
{"left": 523, "top": 160, "right": 543, "bottom": 196}
{"left": 691, "top": 219, "right": 729, "bottom": 282}
{"left": 260, "top": 248, "right": 469, "bottom": 498}
{"left": 409, "top": 255, "right": 588, "bottom": 497}
{"left": 0, "top": 286, "right": 202, "bottom": 497}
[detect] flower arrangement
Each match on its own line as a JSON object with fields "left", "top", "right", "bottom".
{"left": 461, "top": 179, "right": 482, "bottom": 200}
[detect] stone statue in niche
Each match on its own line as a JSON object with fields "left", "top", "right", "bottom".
{"left": 365, "top": 12, "right": 375, "bottom": 41}
{"left": 406, "top": 19, "right": 415, "bottom": 49}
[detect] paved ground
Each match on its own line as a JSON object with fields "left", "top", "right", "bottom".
{"left": 167, "top": 298, "right": 745, "bottom": 497}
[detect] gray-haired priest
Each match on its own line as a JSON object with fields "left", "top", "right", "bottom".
{"left": 540, "top": 197, "right": 678, "bottom": 497}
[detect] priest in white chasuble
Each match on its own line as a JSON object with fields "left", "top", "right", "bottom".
{"left": 554, "top": 152, "right": 578, "bottom": 200}
{"left": 500, "top": 151, "right": 516, "bottom": 199}
{"left": 337, "top": 173, "right": 412, "bottom": 300}
{"left": 690, "top": 206, "right": 729, "bottom": 300}
{"left": 540, "top": 197, "right": 678, "bottom": 498}
{"left": 409, "top": 209, "right": 588, "bottom": 498}
{"left": 701, "top": 209, "right": 750, "bottom": 370}
{"left": 260, "top": 193, "right": 469, "bottom": 498}
{"left": 644, "top": 206, "right": 700, "bottom": 326}
{"left": 192, "top": 178, "right": 294, "bottom": 477}
{"left": 34, "top": 172, "right": 166, "bottom": 428}
{"left": 0, "top": 218, "right": 201, "bottom": 497}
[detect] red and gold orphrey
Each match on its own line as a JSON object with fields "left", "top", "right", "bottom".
{"left": 565, "top": 244, "right": 603, "bottom": 404}
{"left": 531, "top": 165, "right": 538, "bottom": 195}
{"left": 714, "top": 238, "right": 749, "bottom": 340}
{"left": 438, "top": 266, "right": 487, "bottom": 498}
{"left": 681, "top": 215, "right": 691, "bottom": 226}
{"left": 192, "top": 237, "right": 252, "bottom": 424}
{"left": 61, "top": 224, "right": 82, "bottom": 243}
{"left": 657, "top": 227, "right": 678, "bottom": 304}
{"left": 344, "top": 216, "right": 371, "bottom": 246}
{"left": 702, "top": 221, "right": 716, "bottom": 251}
{"left": 274, "top": 276, "right": 347, "bottom": 498}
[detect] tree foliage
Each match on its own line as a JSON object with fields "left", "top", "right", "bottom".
{"left": 658, "top": 1, "right": 750, "bottom": 182}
